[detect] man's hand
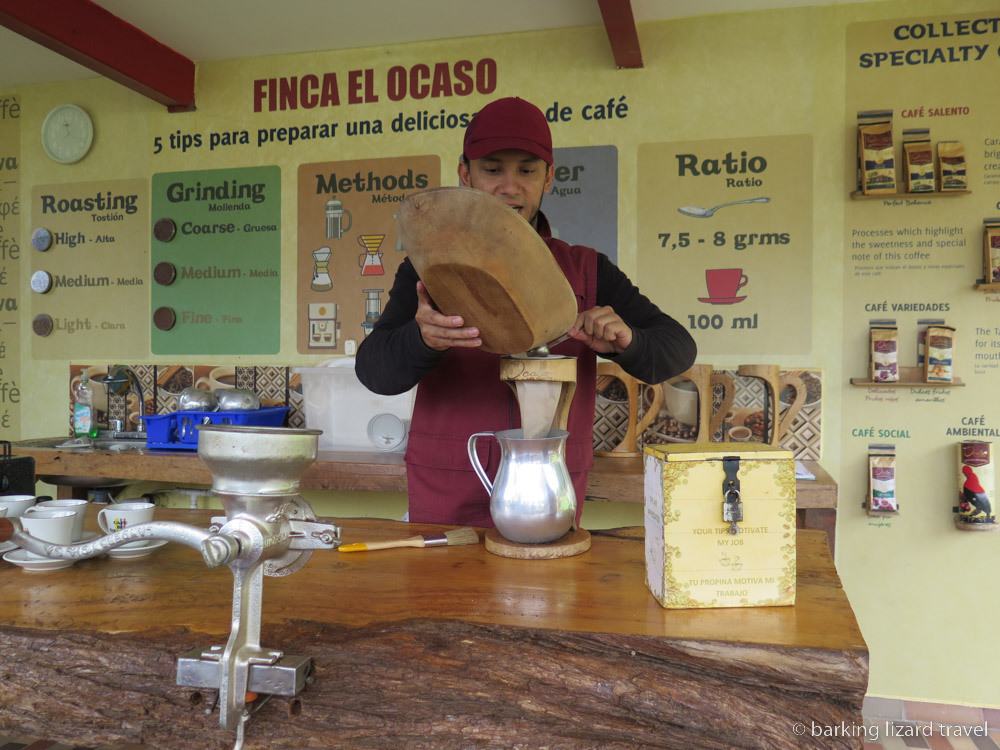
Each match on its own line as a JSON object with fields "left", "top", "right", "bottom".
{"left": 568, "top": 306, "right": 633, "bottom": 354}
{"left": 415, "top": 281, "right": 482, "bottom": 351}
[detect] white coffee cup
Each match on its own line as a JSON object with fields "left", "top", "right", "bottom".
{"left": 0, "top": 506, "right": 7, "bottom": 517}
{"left": 0, "top": 494, "right": 36, "bottom": 518}
{"left": 35, "top": 498, "right": 88, "bottom": 541}
{"left": 98, "top": 501, "right": 155, "bottom": 547}
{"left": 21, "top": 509, "right": 76, "bottom": 559}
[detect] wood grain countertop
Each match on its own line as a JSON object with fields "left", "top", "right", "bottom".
{"left": 0, "top": 508, "right": 867, "bottom": 748}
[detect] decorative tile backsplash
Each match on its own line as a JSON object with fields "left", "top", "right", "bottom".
{"left": 69, "top": 363, "right": 823, "bottom": 460}
{"left": 68, "top": 364, "right": 299, "bottom": 433}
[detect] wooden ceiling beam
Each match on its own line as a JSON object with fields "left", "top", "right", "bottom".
{"left": 0, "top": 0, "right": 195, "bottom": 111}
{"left": 597, "top": 0, "right": 643, "bottom": 68}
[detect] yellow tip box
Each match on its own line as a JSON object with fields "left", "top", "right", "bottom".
{"left": 643, "top": 442, "right": 797, "bottom": 609}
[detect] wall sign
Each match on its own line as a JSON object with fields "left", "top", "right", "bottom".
{"left": 151, "top": 166, "right": 281, "bottom": 355}
{"left": 296, "top": 155, "right": 440, "bottom": 354}
{"left": 30, "top": 178, "right": 149, "bottom": 359}
{"left": 637, "top": 135, "right": 813, "bottom": 355}
{"left": 545, "top": 145, "right": 619, "bottom": 263}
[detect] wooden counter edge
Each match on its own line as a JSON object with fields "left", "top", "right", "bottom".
{"left": 15, "top": 443, "right": 837, "bottom": 509}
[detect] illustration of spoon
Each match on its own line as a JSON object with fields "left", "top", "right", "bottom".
{"left": 677, "top": 196, "right": 771, "bottom": 218}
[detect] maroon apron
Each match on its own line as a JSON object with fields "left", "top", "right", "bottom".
{"left": 405, "top": 237, "right": 598, "bottom": 526}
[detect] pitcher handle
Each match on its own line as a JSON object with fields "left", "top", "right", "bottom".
{"left": 467, "top": 432, "right": 496, "bottom": 495}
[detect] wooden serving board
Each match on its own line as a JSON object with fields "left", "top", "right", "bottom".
{"left": 396, "top": 187, "right": 578, "bottom": 354}
{"left": 485, "top": 527, "right": 592, "bottom": 559}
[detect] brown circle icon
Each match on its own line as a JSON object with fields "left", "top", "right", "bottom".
{"left": 32, "top": 314, "right": 54, "bottom": 336}
{"left": 153, "top": 261, "right": 177, "bottom": 286}
{"left": 154, "top": 218, "right": 177, "bottom": 242}
{"left": 153, "top": 306, "right": 177, "bottom": 331}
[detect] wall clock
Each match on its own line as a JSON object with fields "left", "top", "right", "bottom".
{"left": 40, "top": 104, "right": 94, "bottom": 164}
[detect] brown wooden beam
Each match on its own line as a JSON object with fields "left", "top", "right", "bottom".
{"left": 0, "top": 0, "right": 195, "bottom": 111}
{"left": 597, "top": 0, "right": 643, "bottom": 68}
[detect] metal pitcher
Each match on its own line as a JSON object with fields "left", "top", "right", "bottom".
{"left": 467, "top": 428, "right": 575, "bottom": 544}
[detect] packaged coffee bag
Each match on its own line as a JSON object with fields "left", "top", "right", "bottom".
{"left": 917, "top": 318, "right": 946, "bottom": 366}
{"left": 867, "top": 446, "right": 898, "bottom": 514}
{"left": 870, "top": 322, "right": 899, "bottom": 382}
{"left": 902, "top": 128, "right": 933, "bottom": 193}
{"left": 858, "top": 111, "right": 896, "bottom": 195}
{"left": 937, "top": 141, "right": 967, "bottom": 191}
{"left": 924, "top": 324, "right": 956, "bottom": 383}
{"left": 984, "top": 219, "right": 1000, "bottom": 284}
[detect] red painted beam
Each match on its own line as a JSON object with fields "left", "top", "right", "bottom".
{"left": 0, "top": 0, "right": 195, "bottom": 111}
{"left": 597, "top": 0, "right": 643, "bottom": 69}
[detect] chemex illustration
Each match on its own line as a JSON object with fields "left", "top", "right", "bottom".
{"left": 677, "top": 196, "right": 770, "bottom": 218}
{"left": 311, "top": 246, "right": 333, "bottom": 292}
{"left": 358, "top": 233, "right": 386, "bottom": 276}
{"left": 699, "top": 268, "right": 748, "bottom": 304}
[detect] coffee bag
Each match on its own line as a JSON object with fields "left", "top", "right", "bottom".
{"left": 869, "top": 323, "right": 899, "bottom": 382}
{"left": 983, "top": 219, "right": 1000, "bottom": 284}
{"left": 867, "top": 447, "right": 898, "bottom": 514}
{"left": 858, "top": 112, "right": 896, "bottom": 195}
{"left": 937, "top": 141, "right": 967, "bottom": 191}
{"left": 924, "top": 324, "right": 956, "bottom": 383}
{"left": 902, "top": 128, "right": 933, "bottom": 193}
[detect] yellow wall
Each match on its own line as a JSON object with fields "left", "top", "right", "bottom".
{"left": 4, "top": 0, "right": 1000, "bottom": 707}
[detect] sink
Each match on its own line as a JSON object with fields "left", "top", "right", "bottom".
{"left": 25, "top": 436, "right": 148, "bottom": 452}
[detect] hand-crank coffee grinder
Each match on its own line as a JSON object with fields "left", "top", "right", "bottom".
{"left": 0, "top": 425, "right": 340, "bottom": 750}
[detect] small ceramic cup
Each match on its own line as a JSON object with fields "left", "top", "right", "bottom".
{"left": 728, "top": 425, "right": 753, "bottom": 442}
{"left": 98, "top": 501, "right": 155, "bottom": 547}
{"left": 35, "top": 498, "right": 88, "bottom": 541}
{"left": 0, "top": 495, "right": 36, "bottom": 518}
{"left": 21, "top": 509, "right": 76, "bottom": 559}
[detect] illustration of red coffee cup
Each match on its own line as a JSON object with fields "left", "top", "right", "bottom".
{"left": 700, "top": 268, "right": 749, "bottom": 303}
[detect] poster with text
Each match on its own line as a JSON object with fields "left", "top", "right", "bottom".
{"left": 296, "top": 155, "right": 440, "bottom": 354}
{"left": 545, "top": 145, "right": 619, "bottom": 263}
{"left": 31, "top": 179, "right": 149, "bottom": 359}
{"left": 150, "top": 166, "right": 281, "bottom": 355}
{"left": 637, "top": 135, "right": 813, "bottom": 355}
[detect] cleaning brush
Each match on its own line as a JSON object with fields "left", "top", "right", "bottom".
{"left": 338, "top": 527, "right": 480, "bottom": 552}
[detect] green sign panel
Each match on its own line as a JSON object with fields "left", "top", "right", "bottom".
{"left": 151, "top": 166, "right": 280, "bottom": 354}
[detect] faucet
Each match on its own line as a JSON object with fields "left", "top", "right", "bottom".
{"left": 106, "top": 364, "right": 146, "bottom": 433}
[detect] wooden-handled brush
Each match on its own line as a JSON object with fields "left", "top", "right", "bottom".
{"left": 338, "top": 527, "right": 480, "bottom": 552}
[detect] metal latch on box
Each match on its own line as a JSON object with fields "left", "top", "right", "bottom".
{"left": 722, "top": 457, "right": 744, "bottom": 535}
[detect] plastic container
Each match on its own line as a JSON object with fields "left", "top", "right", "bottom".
{"left": 73, "top": 372, "right": 98, "bottom": 438}
{"left": 141, "top": 406, "right": 289, "bottom": 450}
{"left": 293, "top": 358, "right": 415, "bottom": 452}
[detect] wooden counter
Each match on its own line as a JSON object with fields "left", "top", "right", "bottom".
{"left": 0, "top": 508, "right": 867, "bottom": 749}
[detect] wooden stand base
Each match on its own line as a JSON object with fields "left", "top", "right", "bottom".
{"left": 954, "top": 518, "right": 1000, "bottom": 532}
{"left": 485, "top": 527, "right": 591, "bottom": 559}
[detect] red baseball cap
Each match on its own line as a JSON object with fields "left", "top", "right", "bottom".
{"left": 463, "top": 97, "right": 553, "bottom": 164}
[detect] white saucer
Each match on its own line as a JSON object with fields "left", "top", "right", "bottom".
{"left": 3, "top": 548, "right": 75, "bottom": 571}
{"left": 0, "top": 540, "right": 17, "bottom": 555}
{"left": 107, "top": 539, "right": 168, "bottom": 559}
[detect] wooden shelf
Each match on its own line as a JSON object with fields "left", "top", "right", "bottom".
{"left": 851, "top": 365, "right": 964, "bottom": 387}
{"left": 974, "top": 282, "right": 1000, "bottom": 291}
{"left": 849, "top": 190, "right": 971, "bottom": 199}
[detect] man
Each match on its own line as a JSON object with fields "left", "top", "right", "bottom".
{"left": 356, "top": 96, "right": 696, "bottom": 526}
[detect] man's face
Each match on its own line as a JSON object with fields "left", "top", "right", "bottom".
{"left": 458, "top": 149, "right": 555, "bottom": 228}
